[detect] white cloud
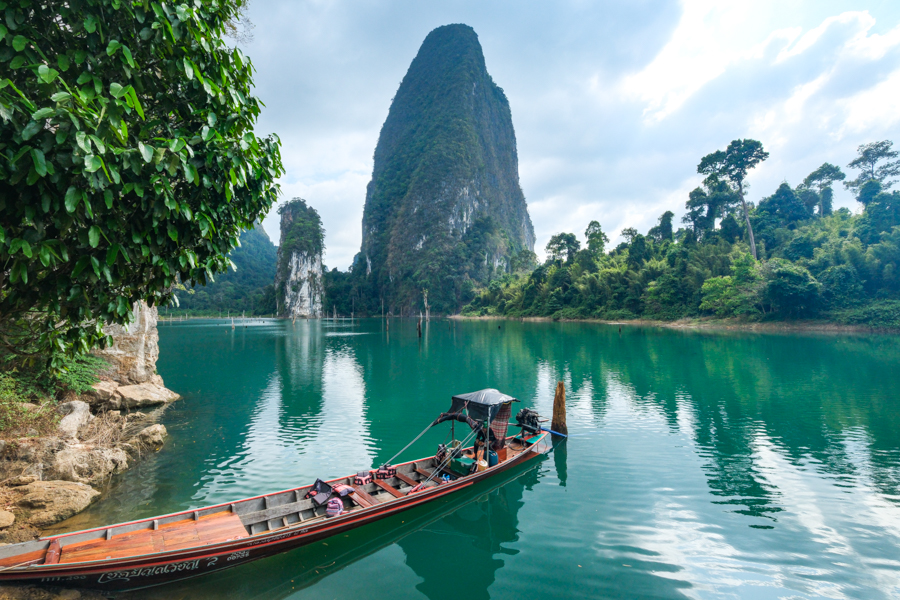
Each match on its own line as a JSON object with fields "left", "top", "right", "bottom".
{"left": 243, "top": 0, "right": 900, "bottom": 267}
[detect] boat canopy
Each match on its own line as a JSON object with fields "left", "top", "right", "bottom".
{"left": 449, "top": 389, "right": 517, "bottom": 423}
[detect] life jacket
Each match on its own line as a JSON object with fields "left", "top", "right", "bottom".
{"left": 326, "top": 496, "right": 344, "bottom": 517}
{"left": 407, "top": 483, "right": 425, "bottom": 495}
{"left": 354, "top": 471, "right": 373, "bottom": 485}
{"left": 332, "top": 484, "right": 354, "bottom": 497}
{"left": 375, "top": 465, "right": 396, "bottom": 480}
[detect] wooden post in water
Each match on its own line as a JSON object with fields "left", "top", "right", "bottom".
{"left": 551, "top": 381, "right": 568, "bottom": 436}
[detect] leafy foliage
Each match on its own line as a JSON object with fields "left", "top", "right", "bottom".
{"left": 278, "top": 198, "right": 324, "bottom": 260}
{"left": 464, "top": 139, "right": 900, "bottom": 329}
{"left": 0, "top": 0, "right": 283, "bottom": 365}
{"left": 546, "top": 232, "right": 580, "bottom": 263}
{"left": 845, "top": 141, "right": 900, "bottom": 193}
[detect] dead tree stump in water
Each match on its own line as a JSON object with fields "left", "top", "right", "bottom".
{"left": 551, "top": 381, "right": 568, "bottom": 436}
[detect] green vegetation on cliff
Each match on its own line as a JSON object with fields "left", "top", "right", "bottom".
{"left": 276, "top": 198, "right": 325, "bottom": 317}
{"left": 278, "top": 199, "right": 324, "bottom": 266}
{"left": 169, "top": 225, "right": 277, "bottom": 317}
{"left": 352, "top": 24, "right": 535, "bottom": 315}
{"left": 465, "top": 140, "right": 900, "bottom": 329}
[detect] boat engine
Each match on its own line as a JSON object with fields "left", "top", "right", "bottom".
{"left": 515, "top": 408, "right": 541, "bottom": 434}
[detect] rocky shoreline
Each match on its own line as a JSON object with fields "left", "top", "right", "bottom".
{"left": 0, "top": 383, "right": 177, "bottom": 544}
{"left": 0, "top": 302, "right": 180, "bottom": 599}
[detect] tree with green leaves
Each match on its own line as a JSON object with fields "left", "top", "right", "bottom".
{"left": 584, "top": 220, "right": 609, "bottom": 255}
{"left": 801, "top": 163, "right": 845, "bottom": 216}
{"left": 648, "top": 210, "right": 674, "bottom": 242}
{"left": 762, "top": 259, "right": 821, "bottom": 317}
{"left": 683, "top": 174, "right": 740, "bottom": 240}
{"left": 545, "top": 233, "right": 580, "bottom": 263}
{"left": 845, "top": 141, "right": 900, "bottom": 195}
{"left": 698, "top": 139, "right": 769, "bottom": 259}
{"left": 758, "top": 183, "right": 808, "bottom": 225}
{"left": 620, "top": 227, "right": 638, "bottom": 244}
{"left": 0, "top": 0, "right": 283, "bottom": 364}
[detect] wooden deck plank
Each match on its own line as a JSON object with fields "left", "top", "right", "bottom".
{"left": 373, "top": 479, "right": 404, "bottom": 499}
{"left": 394, "top": 472, "right": 419, "bottom": 487}
{"left": 0, "top": 549, "right": 46, "bottom": 568}
{"left": 351, "top": 486, "right": 379, "bottom": 506}
{"left": 347, "top": 492, "right": 372, "bottom": 508}
{"left": 59, "top": 512, "right": 247, "bottom": 564}
{"left": 415, "top": 467, "right": 440, "bottom": 480}
{"left": 239, "top": 500, "right": 308, "bottom": 526}
{"left": 44, "top": 540, "right": 60, "bottom": 565}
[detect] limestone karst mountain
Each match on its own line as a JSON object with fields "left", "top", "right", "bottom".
{"left": 276, "top": 198, "right": 325, "bottom": 318}
{"left": 356, "top": 23, "right": 534, "bottom": 314}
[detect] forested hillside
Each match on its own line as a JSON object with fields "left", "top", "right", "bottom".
{"left": 464, "top": 140, "right": 900, "bottom": 328}
{"left": 352, "top": 24, "right": 534, "bottom": 315}
{"left": 169, "top": 226, "right": 278, "bottom": 317}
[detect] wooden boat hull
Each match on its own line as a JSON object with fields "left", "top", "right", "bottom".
{"left": 0, "top": 431, "right": 550, "bottom": 591}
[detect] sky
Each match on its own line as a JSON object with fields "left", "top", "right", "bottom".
{"left": 240, "top": 0, "right": 900, "bottom": 269}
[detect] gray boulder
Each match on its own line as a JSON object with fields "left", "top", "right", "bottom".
{"left": 0, "top": 510, "right": 14, "bottom": 529}
{"left": 49, "top": 445, "right": 129, "bottom": 484}
{"left": 116, "top": 383, "right": 179, "bottom": 408}
{"left": 133, "top": 424, "right": 167, "bottom": 450}
{"left": 0, "top": 584, "right": 107, "bottom": 599}
{"left": 85, "top": 380, "right": 119, "bottom": 407}
{"left": 17, "top": 480, "right": 100, "bottom": 527}
{"left": 57, "top": 401, "right": 93, "bottom": 438}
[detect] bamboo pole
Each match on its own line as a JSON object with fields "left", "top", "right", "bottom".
{"left": 551, "top": 381, "right": 568, "bottom": 436}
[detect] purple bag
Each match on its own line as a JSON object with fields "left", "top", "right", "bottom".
{"left": 326, "top": 496, "right": 344, "bottom": 517}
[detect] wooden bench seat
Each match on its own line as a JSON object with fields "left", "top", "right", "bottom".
{"left": 58, "top": 511, "right": 247, "bottom": 564}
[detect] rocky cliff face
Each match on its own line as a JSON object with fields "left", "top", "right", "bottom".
{"left": 359, "top": 24, "right": 534, "bottom": 314}
{"left": 275, "top": 198, "right": 325, "bottom": 318}
{"left": 97, "top": 300, "right": 161, "bottom": 385}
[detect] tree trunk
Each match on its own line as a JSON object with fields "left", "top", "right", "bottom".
{"left": 739, "top": 184, "right": 757, "bottom": 259}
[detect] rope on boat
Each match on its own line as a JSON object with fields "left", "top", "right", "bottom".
{"left": 381, "top": 419, "right": 436, "bottom": 468}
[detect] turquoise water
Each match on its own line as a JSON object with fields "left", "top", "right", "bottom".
{"left": 60, "top": 319, "right": 900, "bottom": 599}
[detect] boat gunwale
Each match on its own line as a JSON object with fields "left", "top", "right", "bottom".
{"left": 3, "top": 431, "right": 547, "bottom": 573}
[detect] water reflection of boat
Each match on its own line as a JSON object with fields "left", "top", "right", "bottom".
{"left": 0, "top": 390, "right": 551, "bottom": 592}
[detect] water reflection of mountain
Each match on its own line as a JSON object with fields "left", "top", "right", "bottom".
{"left": 192, "top": 320, "right": 377, "bottom": 504}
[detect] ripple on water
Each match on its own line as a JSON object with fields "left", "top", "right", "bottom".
{"left": 49, "top": 320, "right": 900, "bottom": 600}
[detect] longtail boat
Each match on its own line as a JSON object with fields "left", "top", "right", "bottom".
{"left": 0, "top": 389, "right": 552, "bottom": 592}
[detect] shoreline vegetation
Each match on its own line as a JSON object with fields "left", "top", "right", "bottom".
{"left": 457, "top": 140, "right": 900, "bottom": 332}
{"left": 0, "top": 347, "right": 176, "bottom": 546}
{"left": 450, "top": 314, "right": 898, "bottom": 334}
